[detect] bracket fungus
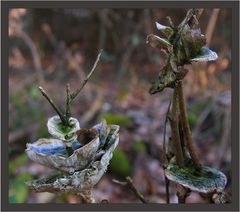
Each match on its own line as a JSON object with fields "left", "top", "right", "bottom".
{"left": 165, "top": 162, "right": 227, "bottom": 194}
{"left": 25, "top": 50, "right": 120, "bottom": 202}
{"left": 26, "top": 120, "right": 120, "bottom": 201}
{"left": 47, "top": 116, "right": 80, "bottom": 143}
{"left": 146, "top": 9, "right": 228, "bottom": 203}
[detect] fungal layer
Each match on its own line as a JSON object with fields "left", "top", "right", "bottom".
{"left": 26, "top": 122, "right": 119, "bottom": 194}
{"left": 165, "top": 162, "right": 227, "bottom": 193}
{"left": 47, "top": 116, "right": 80, "bottom": 143}
{"left": 26, "top": 120, "right": 119, "bottom": 174}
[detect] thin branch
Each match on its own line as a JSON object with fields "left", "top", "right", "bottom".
{"left": 162, "top": 100, "right": 172, "bottom": 166}
{"left": 38, "top": 86, "right": 68, "bottom": 125}
{"left": 164, "top": 176, "right": 170, "bottom": 204}
{"left": 176, "top": 184, "right": 190, "bottom": 204}
{"left": 169, "top": 84, "right": 184, "bottom": 166}
{"left": 70, "top": 49, "right": 103, "bottom": 101}
{"left": 162, "top": 101, "right": 171, "bottom": 204}
{"left": 65, "top": 83, "right": 71, "bottom": 121}
{"left": 177, "top": 81, "right": 201, "bottom": 167}
{"left": 125, "top": 177, "right": 148, "bottom": 203}
{"left": 205, "top": 9, "right": 220, "bottom": 47}
{"left": 17, "top": 29, "right": 45, "bottom": 85}
{"left": 113, "top": 177, "right": 148, "bottom": 203}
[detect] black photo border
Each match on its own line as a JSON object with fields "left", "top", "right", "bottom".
{"left": 1, "top": 1, "right": 239, "bottom": 211}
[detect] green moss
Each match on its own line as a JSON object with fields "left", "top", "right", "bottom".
{"left": 57, "top": 122, "right": 72, "bottom": 134}
{"left": 165, "top": 162, "right": 227, "bottom": 192}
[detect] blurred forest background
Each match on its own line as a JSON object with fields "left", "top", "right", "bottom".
{"left": 8, "top": 8, "right": 231, "bottom": 203}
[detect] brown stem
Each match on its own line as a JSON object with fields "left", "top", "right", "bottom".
{"left": 177, "top": 81, "right": 201, "bottom": 167}
{"left": 65, "top": 83, "right": 71, "bottom": 121}
{"left": 162, "top": 101, "right": 172, "bottom": 166}
{"left": 125, "top": 177, "right": 148, "bottom": 204}
{"left": 70, "top": 49, "right": 103, "bottom": 101}
{"left": 112, "top": 177, "right": 148, "bottom": 203}
{"left": 169, "top": 84, "right": 184, "bottom": 166}
{"left": 164, "top": 176, "right": 170, "bottom": 203}
{"left": 38, "top": 86, "right": 68, "bottom": 126}
{"left": 176, "top": 184, "right": 190, "bottom": 204}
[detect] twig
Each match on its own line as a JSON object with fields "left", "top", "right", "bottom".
{"left": 176, "top": 184, "right": 190, "bottom": 203}
{"left": 70, "top": 49, "right": 103, "bottom": 101}
{"left": 65, "top": 83, "right": 71, "bottom": 121}
{"left": 205, "top": 9, "right": 220, "bottom": 47}
{"left": 125, "top": 177, "right": 148, "bottom": 203}
{"left": 113, "top": 177, "right": 148, "bottom": 203}
{"left": 164, "top": 176, "right": 170, "bottom": 204}
{"left": 169, "top": 84, "right": 184, "bottom": 166}
{"left": 162, "top": 100, "right": 172, "bottom": 166}
{"left": 177, "top": 81, "right": 201, "bottom": 167}
{"left": 162, "top": 102, "right": 171, "bottom": 204}
{"left": 17, "top": 29, "right": 45, "bottom": 85}
{"left": 38, "top": 86, "right": 68, "bottom": 125}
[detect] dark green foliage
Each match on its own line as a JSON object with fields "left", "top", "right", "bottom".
{"left": 9, "top": 154, "right": 33, "bottom": 203}
{"left": 27, "top": 85, "right": 40, "bottom": 100}
{"left": 109, "top": 149, "right": 131, "bottom": 178}
{"left": 102, "top": 113, "right": 133, "bottom": 126}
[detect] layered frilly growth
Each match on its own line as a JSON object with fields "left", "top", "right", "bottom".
{"left": 25, "top": 116, "right": 119, "bottom": 202}
{"left": 146, "top": 21, "right": 218, "bottom": 94}
{"left": 165, "top": 162, "right": 227, "bottom": 194}
{"left": 146, "top": 13, "right": 228, "bottom": 201}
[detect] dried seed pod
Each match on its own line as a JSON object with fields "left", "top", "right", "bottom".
{"left": 26, "top": 132, "right": 119, "bottom": 195}
{"left": 47, "top": 116, "right": 80, "bottom": 142}
{"left": 165, "top": 162, "right": 227, "bottom": 194}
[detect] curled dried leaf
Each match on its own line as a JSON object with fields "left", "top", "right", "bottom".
{"left": 155, "top": 22, "right": 174, "bottom": 38}
{"left": 146, "top": 34, "right": 172, "bottom": 51}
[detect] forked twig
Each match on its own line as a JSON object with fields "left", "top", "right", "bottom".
{"left": 113, "top": 177, "right": 148, "bottom": 203}
{"left": 39, "top": 49, "right": 103, "bottom": 126}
